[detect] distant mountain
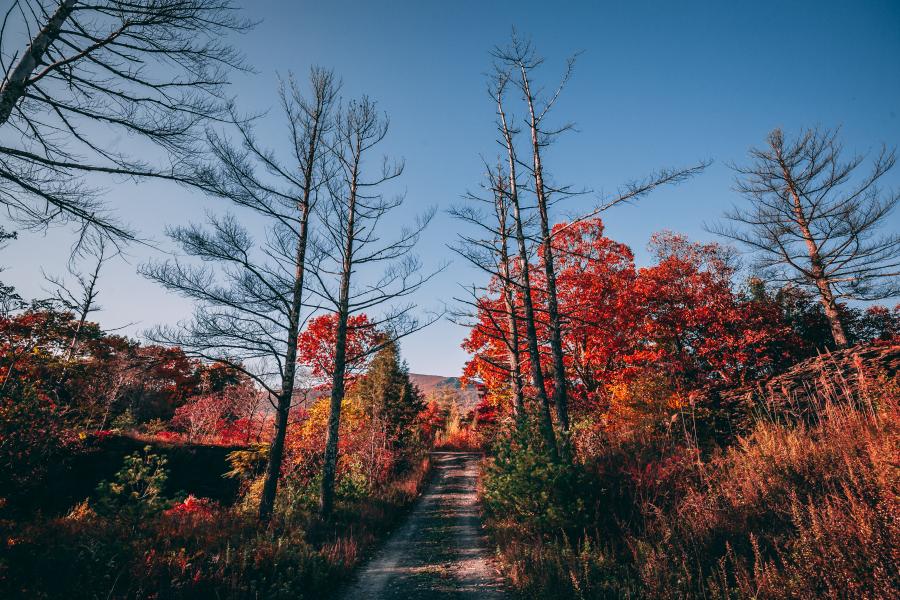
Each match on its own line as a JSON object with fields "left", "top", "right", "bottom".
{"left": 409, "top": 373, "right": 481, "bottom": 410}
{"left": 303, "top": 373, "right": 482, "bottom": 411}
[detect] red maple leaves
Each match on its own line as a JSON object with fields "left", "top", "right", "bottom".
{"left": 463, "top": 219, "right": 800, "bottom": 418}
{"left": 296, "top": 313, "right": 379, "bottom": 381}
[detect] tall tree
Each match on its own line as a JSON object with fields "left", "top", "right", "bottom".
{"left": 718, "top": 127, "right": 899, "bottom": 346}
{"left": 0, "top": 0, "right": 251, "bottom": 241}
{"left": 312, "top": 96, "right": 436, "bottom": 517}
{"left": 491, "top": 33, "right": 707, "bottom": 435}
{"left": 141, "top": 69, "right": 337, "bottom": 522}
{"left": 493, "top": 71, "right": 558, "bottom": 456}
{"left": 492, "top": 36, "right": 576, "bottom": 433}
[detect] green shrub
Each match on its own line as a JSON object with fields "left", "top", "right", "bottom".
{"left": 96, "top": 446, "right": 171, "bottom": 516}
{"left": 110, "top": 408, "right": 136, "bottom": 431}
{"left": 336, "top": 459, "right": 369, "bottom": 501}
{"left": 225, "top": 443, "right": 269, "bottom": 481}
{"left": 483, "top": 421, "right": 592, "bottom": 537}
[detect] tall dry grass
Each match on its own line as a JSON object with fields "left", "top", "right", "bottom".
{"left": 485, "top": 353, "right": 899, "bottom": 599}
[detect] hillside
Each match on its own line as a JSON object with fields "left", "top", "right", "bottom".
{"left": 409, "top": 373, "right": 482, "bottom": 410}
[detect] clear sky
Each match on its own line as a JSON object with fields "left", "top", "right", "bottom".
{"left": 2, "top": 1, "right": 899, "bottom": 376}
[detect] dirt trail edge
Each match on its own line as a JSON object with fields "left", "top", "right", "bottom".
{"left": 339, "top": 452, "right": 507, "bottom": 599}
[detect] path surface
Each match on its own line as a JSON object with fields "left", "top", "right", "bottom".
{"left": 339, "top": 452, "right": 506, "bottom": 599}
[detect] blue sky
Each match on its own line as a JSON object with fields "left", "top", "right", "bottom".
{"left": 2, "top": 1, "right": 899, "bottom": 376}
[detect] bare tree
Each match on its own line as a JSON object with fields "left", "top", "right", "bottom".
{"left": 0, "top": 225, "right": 23, "bottom": 316}
{"left": 0, "top": 0, "right": 252, "bottom": 242}
{"left": 141, "top": 69, "right": 337, "bottom": 522}
{"left": 493, "top": 72, "right": 558, "bottom": 455}
{"left": 492, "top": 36, "right": 577, "bottom": 433}
{"left": 311, "top": 96, "right": 437, "bottom": 517}
{"left": 43, "top": 234, "right": 111, "bottom": 361}
{"left": 716, "top": 127, "right": 899, "bottom": 347}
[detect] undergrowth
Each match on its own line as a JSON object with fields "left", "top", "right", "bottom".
{"left": 483, "top": 359, "right": 899, "bottom": 599}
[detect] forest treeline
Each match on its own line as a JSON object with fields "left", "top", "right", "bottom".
{"left": 1, "top": 3, "right": 898, "bottom": 599}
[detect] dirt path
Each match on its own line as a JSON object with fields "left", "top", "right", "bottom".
{"left": 339, "top": 452, "right": 507, "bottom": 599}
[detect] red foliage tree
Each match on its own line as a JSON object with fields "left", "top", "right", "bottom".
{"left": 171, "top": 393, "right": 229, "bottom": 442}
{"left": 461, "top": 290, "right": 519, "bottom": 403}
{"left": 543, "top": 219, "right": 638, "bottom": 409}
{"left": 463, "top": 220, "right": 808, "bottom": 425}
{"left": 296, "top": 313, "right": 379, "bottom": 383}
{"left": 631, "top": 232, "right": 796, "bottom": 389}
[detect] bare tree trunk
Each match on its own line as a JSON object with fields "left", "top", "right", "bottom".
{"left": 64, "top": 254, "right": 103, "bottom": 363}
{"left": 252, "top": 72, "right": 336, "bottom": 522}
{"left": 781, "top": 165, "right": 849, "bottom": 347}
{"left": 258, "top": 202, "right": 312, "bottom": 521}
{"left": 722, "top": 127, "right": 898, "bottom": 349}
{"left": 496, "top": 183, "right": 525, "bottom": 416}
{"left": 497, "top": 90, "right": 558, "bottom": 457}
{"left": 320, "top": 174, "right": 357, "bottom": 518}
{"left": 258, "top": 94, "right": 323, "bottom": 519}
{"left": 0, "top": 1, "right": 76, "bottom": 126}
{"left": 501, "top": 270, "right": 525, "bottom": 416}
{"left": 813, "top": 269, "right": 849, "bottom": 346}
{"left": 257, "top": 390, "right": 289, "bottom": 514}
{"left": 313, "top": 97, "right": 430, "bottom": 516}
{"left": 520, "top": 67, "right": 570, "bottom": 433}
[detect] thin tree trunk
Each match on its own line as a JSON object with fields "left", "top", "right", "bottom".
{"left": 497, "top": 92, "right": 558, "bottom": 457}
{"left": 781, "top": 165, "right": 849, "bottom": 347}
{"left": 520, "top": 67, "right": 570, "bottom": 433}
{"left": 258, "top": 390, "right": 290, "bottom": 517}
{"left": 258, "top": 113, "right": 321, "bottom": 521}
{"left": 65, "top": 256, "right": 102, "bottom": 363}
{"left": 320, "top": 170, "right": 358, "bottom": 518}
{"left": 0, "top": 0, "right": 77, "bottom": 126}
{"left": 502, "top": 275, "right": 525, "bottom": 416}
{"left": 258, "top": 204, "right": 310, "bottom": 521}
{"left": 496, "top": 186, "right": 525, "bottom": 416}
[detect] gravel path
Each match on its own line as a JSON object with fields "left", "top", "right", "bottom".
{"left": 338, "top": 452, "right": 507, "bottom": 599}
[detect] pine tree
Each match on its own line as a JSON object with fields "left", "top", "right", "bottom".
{"left": 355, "top": 342, "right": 425, "bottom": 460}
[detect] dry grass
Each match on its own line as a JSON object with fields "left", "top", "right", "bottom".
{"left": 484, "top": 351, "right": 900, "bottom": 599}
{"left": 434, "top": 411, "right": 485, "bottom": 451}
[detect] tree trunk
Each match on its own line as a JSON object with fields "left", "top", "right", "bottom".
{"left": 502, "top": 284, "right": 525, "bottom": 416}
{"left": 0, "top": 0, "right": 77, "bottom": 127}
{"left": 782, "top": 165, "right": 849, "bottom": 348}
{"left": 258, "top": 391, "right": 291, "bottom": 520}
{"left": 259, "top": 212, "right": 310, "bottom": 517}
{"left": 258, "top": 120, "right": 319, "bottom": 521}
{"left": 496, "top": 189, "right": 525, "bottom": 416}
{"left": 497, "top": 99, "right": 557, "bottom": 457}
{"left": 815, "top": 278, "right": 849, "bottom": 347}
{"left": 320, "top": 174, "right": 358, "bottom": 518}
{"left": 520, "top": 67, "right": 570, "bottom": 433}
{"left": 65, "top": 256, "right": 102, "bottom": 363}
{"left": 319, "top": 292, "right": 350, "bottom": 517}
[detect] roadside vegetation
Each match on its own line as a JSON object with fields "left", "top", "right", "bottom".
{"left": 0, "top": 308, "right": 441, "bottom": 597}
